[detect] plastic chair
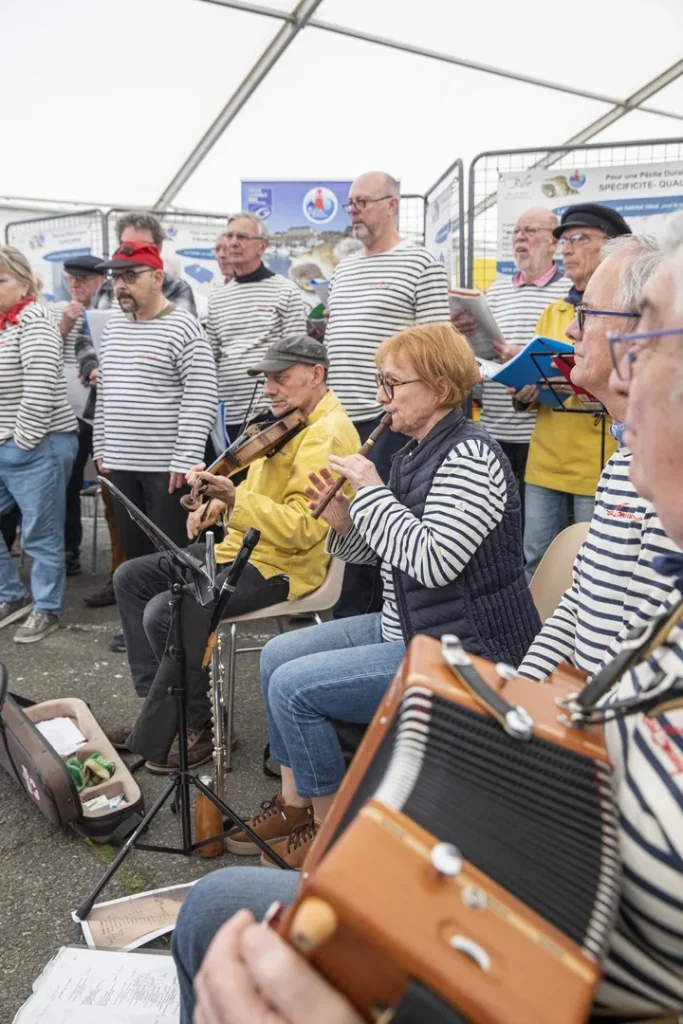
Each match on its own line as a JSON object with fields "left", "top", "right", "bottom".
{"left": 219, "top": 557, "right": 345, "bottom": 769}
{"left": 529, "top": 521, "right": 591, "bottom": 623}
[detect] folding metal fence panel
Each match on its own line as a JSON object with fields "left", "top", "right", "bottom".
{"left": 5, "top": 209, "right": 107, "bottom": 303}
{"left": 399, "top": 194, "right": 426, "bottom": 246}
{"left": 424, "top": 159, "right": 466, "bottom": 287}
{"left": 467, "top": 137, "right": 683, "bottom": 290}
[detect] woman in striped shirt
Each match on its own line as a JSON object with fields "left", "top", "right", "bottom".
{"left": 223, "top": 323, "right": 540, "bottom": 869}
{"left": 0, "top": 247, "right": 78, "bottom": 643}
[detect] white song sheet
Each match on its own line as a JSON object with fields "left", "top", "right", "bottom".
{"left": 12, "top": 946, "right": 179, "bottom": 1024}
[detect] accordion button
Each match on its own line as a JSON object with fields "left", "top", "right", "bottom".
{"left": 430, "top": 842, "right": 463, "bottom": 877}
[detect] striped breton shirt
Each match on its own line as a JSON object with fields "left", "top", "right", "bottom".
{"left": 92, "top": 306, "right": 217, "bottom": 474}
{"left": 597, "top": 592, "right": 683, "bottom": 1012}
{"left": 325, "top": 242, "right": 450, "bottom": 423}
{"left": 519, "top": 446, "right": 679, "bottom": 681}
{"left": 480, "top": 268, "right": 569, "bottom": 443}
{"left": 0, "top": 301, "right": 77, "bottom": 450}
{"left": 206, "top": 268, "right": 306, "bottom": 425}
{"left": 327, "top": 439, "right": 507, "bottom": 641}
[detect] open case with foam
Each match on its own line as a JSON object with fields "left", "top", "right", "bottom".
{"left": 0, "top": 663, "right": 144, "bottom": 844}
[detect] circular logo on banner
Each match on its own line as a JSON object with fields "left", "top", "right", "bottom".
{"left": 568, "top": 171, "right": 586, "bottom": 189}
{"left": 165, "top": 225, "right": 178, "bottom": 239}
{"left": 303, "top": 187, "right": 338, "bottom": 224}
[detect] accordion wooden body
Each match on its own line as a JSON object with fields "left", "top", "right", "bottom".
{"left": 278, "top": 635, "right": 621, "bottom": 1024}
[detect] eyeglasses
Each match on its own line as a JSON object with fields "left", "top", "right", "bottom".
{"left": 557, "top": 232, "right": 596, "bottom": 248}
{"left": 224, "top": 231, "right": 262, "bottom": 242}
{"left": 575, "top": 305, "right": 638, "bottom": 332}
{"left": 375, "top": 372, "right": 421, "bottom": 399}
{"left": 343, "top": 196, "right": 393, "bottom": 213}
{"left": 110, "top": 268, "right": 154, "bottom": 285}
{"left": 608, "top": 327, "right": 683, "bottom": 380}
{"left": 512, "top": 226, "right": 553, "bottom": 238}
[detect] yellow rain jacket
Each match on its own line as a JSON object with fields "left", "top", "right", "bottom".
{"left": 216, "top": 389, "right": 360, "bottom": 598}
{"left": 525, "top": 298, "right": 616, "bottom": 496}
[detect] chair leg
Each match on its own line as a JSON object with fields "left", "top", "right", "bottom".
{"left": 225, "top": 623, "right": 237, "bottom": 772}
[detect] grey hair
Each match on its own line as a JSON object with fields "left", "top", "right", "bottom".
{"left": 600, "top": 233, "right": 664, "bottom": 314}
{"left": 116, "top": 211, "right": 164, "bottom": 248}
{"left": 227, "top": 211, "right": 268, "bottom": 240}
{"left": 333, "top": 237, "right": 363, "bottom": 263}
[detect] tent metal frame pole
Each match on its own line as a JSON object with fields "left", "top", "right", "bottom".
{"left": 155, "top": 0, "right": 323, "bottom": 208}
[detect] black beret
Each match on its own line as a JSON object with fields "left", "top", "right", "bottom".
{"left": 553, "top": 203, "right": 631, "bottom": 240}
{"left": 62, "top": 254, "right": 106, "bottom": 277}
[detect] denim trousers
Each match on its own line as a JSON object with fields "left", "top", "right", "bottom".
{"left": 0, "top": 431, "right": 77, "bottom": 614}
{"left": 261, "top": 612, "right": 406, "bottom": 798}
{"left": 172, "top": 867, "right": 299, "bottom": 1024}
{"left": 523, "top": 482, "right": 595, "bottom": 580}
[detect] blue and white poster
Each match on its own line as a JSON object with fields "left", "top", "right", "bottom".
{"left": 241, "top": 179, "right": 353, "bottom": 305}
{"left": 7, "top": 216, "right": 100, "bottom": 303}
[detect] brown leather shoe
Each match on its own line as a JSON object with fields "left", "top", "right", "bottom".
{"left": 145, "top": 725, "right": 215, "bottom": 774}
{"left": 104, "top": 723, "right": 135, "bottom": 751}
{"left": 225, "top": 795, "right": 313, "bottom": 855}
{"left": 261, "top": 818, "right": 320, "bottom": 869}
{"left": 84, "top": 580, "right": 117, "bottom": 607}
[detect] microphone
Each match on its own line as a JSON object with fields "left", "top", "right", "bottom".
{"left": 208, "top": 528, "right": 260, "bottom": 631}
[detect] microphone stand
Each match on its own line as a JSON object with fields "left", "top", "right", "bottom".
{"left": 74, "top": 481, "right": 287, "bottom": 923}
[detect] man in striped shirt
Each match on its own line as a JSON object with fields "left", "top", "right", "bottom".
{"left": 325, "top": 171, "right": 450, "bottom": 617}
{"left": 206, "top": 212, "right": 306, "bottom": 441}
{"left": 93, "top": 242, "right": 217, "bottom": 559}
{"left": 453, "top": 207, "right": 568, "bottom": 501}
{"left": 520, "top": 233, "right": 680, "bottom": 683}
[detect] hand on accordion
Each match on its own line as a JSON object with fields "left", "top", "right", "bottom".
{"left": 193, "top": 909, "right": 363, "bottom": 1024}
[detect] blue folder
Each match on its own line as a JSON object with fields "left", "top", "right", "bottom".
{"left": 490, "top": 336, "right": 575, "bottom": 408}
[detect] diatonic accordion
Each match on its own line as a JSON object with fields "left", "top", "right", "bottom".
{"left": 279, "top": 635, "right": 621, "bottom": 1024}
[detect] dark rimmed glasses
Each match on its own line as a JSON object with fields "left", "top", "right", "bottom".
{"left": 608, "top": 327, "right": 683, "bottom": 380}
{"left": 375, "top": 372, "right": 421, "bottom": 399}
{"left": 111, "top": 268, "right": 154, "bottom": 285}
{"left": 575, "top": 304, "right": 638, "bottom": 332}
{"left": 343, "top": 196, "right": 393, "bottom": 213}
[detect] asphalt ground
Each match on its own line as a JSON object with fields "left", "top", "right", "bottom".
{"left": 0, "top": 517, "right": 290, "bottom": 1024}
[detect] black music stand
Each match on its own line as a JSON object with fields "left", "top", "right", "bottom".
{"left": 75, "top": 479, "right": 287, "bottom": 921}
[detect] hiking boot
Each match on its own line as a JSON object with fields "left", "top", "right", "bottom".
{"left": 14, "top": 611, "right": 60, "bottom": 644}
{"left": 0, "top": 598, "right": 32, "bottom": 629}
{"left": 105, "top": 723, "right": 136, "bottom": 751}
{"left": 145, "top": 725, "right": 214, "bottom": 774}
{"left": 225, "top": 795, "right": 313, "bottom": 856}
{"left": 108, "top": 632, "right": 126, "bottom": 653}
{"left": 261, "top": 818, "right": 320, "bottom": 869}
{"left": 65, "top": 551, "right": 81, "bottom": 577}
{"left": 84, "top": 580, "right": 117, "bottom": 607}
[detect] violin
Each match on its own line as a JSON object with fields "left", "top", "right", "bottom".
{"left": 180, "top": 409, "right": 307, "bottom": 512}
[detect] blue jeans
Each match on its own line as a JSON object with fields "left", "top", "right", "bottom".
{"left": 261, "top": 613, "right": 406, "bottom": 797}
{"left": 0, "top": 431, "right": 77, "bottom": 614}
{"left": 172, "top": 867, "right": 299, "bottom": 1024}
{"left": 523, "top": 483, "right": 595, "bottom": 580}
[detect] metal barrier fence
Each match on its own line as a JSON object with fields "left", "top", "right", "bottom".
{"left": 399, "top": 193, "right": 426, "bottom": 246}
{"left": 424, "top": 158, "right": 465, "bottom": 287}
{"left": 466, "top": 137, "right": 683, "bottom": 289}
{"left": 5, "top": 209, "right": 107, "bottom": 302}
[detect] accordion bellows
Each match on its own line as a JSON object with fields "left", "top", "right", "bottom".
{"left": 280, "top": 636, "right": 622, "bottom": 1024}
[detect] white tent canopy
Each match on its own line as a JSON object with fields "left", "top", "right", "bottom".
{"left": 3, "top": 0, "right": 683, "bottom": 214}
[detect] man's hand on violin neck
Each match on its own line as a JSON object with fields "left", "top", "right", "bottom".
{"left": 190, "top": 470, "right": 236, "bottom": 509}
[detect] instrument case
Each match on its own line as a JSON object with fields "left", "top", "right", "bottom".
{"left": 0, "top": 663, "right": 144, "bottom": 844}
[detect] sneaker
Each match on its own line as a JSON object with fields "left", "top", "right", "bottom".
{"left": 225, "top": 794, "right": 313, "bottom": 856}
{"left": 84, "top": 581, "right": 117, "bottom": 607}
{"left": 261, "top": 818, "right": 320, "bottom": 869}
{"left": 0, "top": 598, "right": 32, "bottom": 629}
{"left": 65, "top": 552, "right": 81, "bottom": 577}
{"left": 145, "top": 725, "right": 214, "bottom": 774}
{"left": 108, "top": 632, "right": 126, "bottom": 653}
{"left": 13, "top": 611, "right": 60, "bottom": 644}
{"left": 105, "top": 723, "right": 136, "bottom": 751}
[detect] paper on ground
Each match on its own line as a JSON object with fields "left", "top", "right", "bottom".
{"left": 73, "top": 881, "right": 197, "bottom": 951}
{"left": 449, "top": 288, "right": 501, "bottom": 360}
{"left": 12, "top": 946, "right": 179, "bottom": 1023}
{"left": 35, "top": 717, "right": 87, "bottom": 757}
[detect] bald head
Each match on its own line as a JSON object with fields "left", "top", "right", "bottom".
{"left": 512, "top": 206, "right": 559, "bottom": 281}
{"left": 347, "top": 171, "right": 401, "bottom": 254}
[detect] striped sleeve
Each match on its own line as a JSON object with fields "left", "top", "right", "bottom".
{"left": 171, "top": 327, "right": 218, "bottom": 472}
{"left": 326, "top": 523, "right": 377, "bottom": 565}
{"left": 414, "top": 260, "right": 451, "bottom": 323}
{"left": 349, "top": 440, "right": 507, "bottom": 587}
{"left": 14, "top": 307, "right": 73, "bottom": 449}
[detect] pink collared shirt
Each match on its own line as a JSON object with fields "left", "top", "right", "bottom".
{"left": 512, "top": 263, "right": 560, "bottom": 288}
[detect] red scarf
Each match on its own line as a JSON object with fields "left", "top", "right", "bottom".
{"left": 0, "top": 296, "right": 34, "bottom": 332}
